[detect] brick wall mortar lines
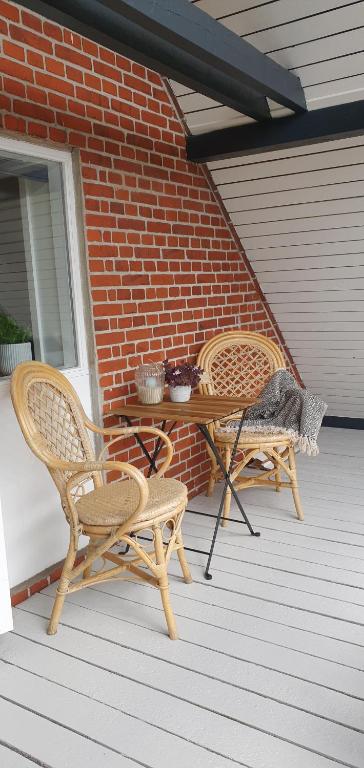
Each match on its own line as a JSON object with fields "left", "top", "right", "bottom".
{"left": 0, "top": 0, "right": 301, "bottom": 497}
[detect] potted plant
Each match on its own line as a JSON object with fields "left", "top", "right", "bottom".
{"left": 0, "top": 312, "right": 32, "bottom": 376}
{"left": 163, "top": 359, "right": 205, "bottom": 403}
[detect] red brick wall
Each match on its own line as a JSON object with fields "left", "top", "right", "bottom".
{"left": 0, "top": 0, "right": 297, "bottom": 495}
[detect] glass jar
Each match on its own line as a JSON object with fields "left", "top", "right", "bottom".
{"left": 135, "top": 363, "right": 165, "bottom": 405}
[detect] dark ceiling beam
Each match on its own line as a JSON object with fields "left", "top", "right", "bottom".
{"left": 16, "top": 0, "right": 306, "bottom": 122}
{"left": 187, "top": 100, "right": 364, "bottom": 163}
{"left": 186, "top": 101, "right": 364, "bottom": 163}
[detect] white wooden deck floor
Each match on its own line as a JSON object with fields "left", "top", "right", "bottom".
{"left": 1, "top": 427, "right": 364, "bottom": 768}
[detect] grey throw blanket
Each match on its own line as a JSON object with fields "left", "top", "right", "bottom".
{"left": 218, "top": 369, "right": 327, "bottom": 456}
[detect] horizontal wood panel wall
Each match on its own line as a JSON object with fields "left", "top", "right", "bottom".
{"left": 0, "top": 178, "right": 31, "bottom": 329}
{"left": 176, "top": 3, "right": 364, "bottom": 416}
{"left": 207, "top": 135, "right": 364, "bottom": 418}
{"left": 177, "top": 0, "right": 364, "bottom": 132}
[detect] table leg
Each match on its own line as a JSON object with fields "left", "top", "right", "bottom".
{"left": 147, "top": 420, "right": 166, "bottom": 478}
{"left": 147, "top": 420, "right": 177, "bottom": 477}
{"left": 198, "top": 418, "right": 260, "bottom": 580}
{"left": 120, "top": 412, "right": 260, "bottom": 579}
{"left": 119, "top": 418, "right": 176, "bottom": 556}
{"left": 123, "top": 415, "right": 158, "bottom": 473}
{"left": 123, "top": 417, "right": 177, "bottom": 475}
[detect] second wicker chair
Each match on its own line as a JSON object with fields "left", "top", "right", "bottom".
{"left": 197, "top": 331, "right": 304, "bottom": 525}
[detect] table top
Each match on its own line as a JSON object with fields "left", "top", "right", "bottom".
{"left": 110, "top": 393, "right": 254, "bottom": 425}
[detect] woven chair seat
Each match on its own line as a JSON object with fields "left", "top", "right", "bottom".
{"left": 76, "top": 476, "right": 187, "bottom": 528}
{"left": 215, "top": 429, "right": 291, "bottom": 445}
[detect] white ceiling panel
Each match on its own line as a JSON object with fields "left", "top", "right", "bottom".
{"left": 175, "top": 5, "right": 364, "bottom": 417}
{"left": 172, "top": 1, "right": 364, "bottom": 133}
{"left": 245, "top": 5, "right": 364, "bottom": 55}
{"left": 194, "top": 0, "right": 360, "bottom": 33}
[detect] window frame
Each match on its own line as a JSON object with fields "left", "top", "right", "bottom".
{"left": 0, "top": 135, "right": 88, "bottom": 383}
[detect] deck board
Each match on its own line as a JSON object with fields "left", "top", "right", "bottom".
{"left": 1, "top": 427, "right": 364, "bottom": 767}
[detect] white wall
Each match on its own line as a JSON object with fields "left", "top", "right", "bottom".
{"left": 0, "top": 177, "right": 31, "bottom": 328}
{"left": 0, "top": 372, "right": 92, "bottom": 588}
{"left": 172, "top": 2, "right": 364, "bottom": 417}
{"left": 0, "top": 497, "right": 12, "bottom": 634}
{"left": 0, "top": 137, "right": 93, "bottom": 589}
{"left": 208, "top": 135, "right": 364, "bottom": 417}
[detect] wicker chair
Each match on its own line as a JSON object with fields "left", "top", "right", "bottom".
{"left": 197, "top": 331, "right": 304, "bottom": 525}
{"left": 11, "top": 362, "right": 192, "bottom": 640}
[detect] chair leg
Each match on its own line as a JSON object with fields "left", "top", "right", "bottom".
{"left": 275, "top": 468, "right": 281, "bottom": 491}
{"left": 48, "top": 533, "right": 77, "bottom": 635}
{"left": 221, "top": 445, "right": 232, "bottom": 527}
{"left": 83, "top": 535, "right": 98, "bottom": 579}
{"left": 206, "top": 470, "right": 216, "bottom": 497}
{"left": 154, "top": 524, "right": 178, "bottom": 640}
{"left": 288, "top": 446, "right": 304, "bottom": 521}
{"left": 176, "top": 531, "right": 192, "bottom": 584}
{"left": 274, "top": 450, "right": 281, "bottom": 492}
{"left": 206, "top": 425, "right": 217, "bottom": 497}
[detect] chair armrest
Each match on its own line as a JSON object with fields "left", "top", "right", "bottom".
{"left": 61, "top": 458, "right": 149, "bottom": 529}
{"left": 85, "top": 422, "right": 173, "bottom": 477}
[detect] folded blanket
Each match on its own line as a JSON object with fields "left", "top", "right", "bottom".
{"left": 218, "top": 369, "right": 327, "bottom": 456}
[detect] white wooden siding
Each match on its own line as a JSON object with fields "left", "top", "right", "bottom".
{"left": 173, "top": 1, "right": 364, "bottom": 132}
{"left": 206, "top": 135, "right": 364, "bottom": 416}
{"left": 0, "top": 178, "right": 31, "bottom": 329}
{"left": 171, "top": 1, "right": 364, "bottom": 416}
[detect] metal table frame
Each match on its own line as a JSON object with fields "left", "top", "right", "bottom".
{"left": 120, "top": 406, "right": 260, "bottom": 579}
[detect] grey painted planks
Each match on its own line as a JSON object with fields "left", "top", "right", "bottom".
{"left": 2, "top": 429, "right": 364, "bottom": 766}
{"left": 0, "top": 652, "right": 342, "bottom": 768}
{"left": 0, "top": 697, "right": 138, "bottom": 768}
{"left": 5, "top": 618, "right": 364, "bottom": 766}
{"left": 20, "top": 588, "right": 364, "bottom": 699}
{"left": 0, "top": 745, "right": 41, "bottom": 767}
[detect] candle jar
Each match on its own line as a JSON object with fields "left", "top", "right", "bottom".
{"left": 135, "top": 363, "right": 165, "bottom": 405}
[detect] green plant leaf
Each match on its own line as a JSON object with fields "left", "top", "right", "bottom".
{"left": 0, "top": 311, "right": 32, "bottom": 344}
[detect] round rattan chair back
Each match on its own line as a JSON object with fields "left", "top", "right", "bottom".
{"left": 11, "top": 361, "right": 100, "bottom": 508}
{"left": 197, "top": 331, "right": 285, "bottom": 400}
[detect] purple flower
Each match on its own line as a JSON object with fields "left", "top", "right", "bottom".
{"left": 163, "top": 359, "right": 205, "bottom": 388}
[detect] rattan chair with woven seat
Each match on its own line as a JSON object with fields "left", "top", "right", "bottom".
{"left": 197, "top": 331, "right": 304, "bottom": 525}
{"left": 11, "top": 361, "right": 192, "bottom": 640}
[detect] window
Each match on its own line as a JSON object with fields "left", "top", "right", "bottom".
{"left": 0, "top": 145, "right": 78, "bottom": 374}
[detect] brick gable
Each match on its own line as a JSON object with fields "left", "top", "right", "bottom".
{"left": 0, "top": 0, "right": 297, "bottom": 494}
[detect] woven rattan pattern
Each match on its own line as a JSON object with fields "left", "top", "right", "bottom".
{"left": 209, "top": 343, "right": 276, "bottom": 399}
{"left": 76, "top": 477, "right": 187, "bottom": 527}
{"left": 27, "top": 381, "right": 93, "bottom": 465}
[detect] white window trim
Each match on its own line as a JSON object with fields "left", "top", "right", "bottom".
{"left": 0, "top": 135, "right": 89, "bottom": 386}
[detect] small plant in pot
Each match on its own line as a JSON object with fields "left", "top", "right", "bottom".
{"left": 0, "top": 312, "right": 32, "bottom": 376}
{"left": 163, "top": 359, "right": 205, "bottom": 403}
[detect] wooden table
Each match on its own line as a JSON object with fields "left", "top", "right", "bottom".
{"left": 110, "top": 394, "right": 260, "bottom": 578}
{"left": 111, "top": 393, "right": 252, "bottom": 424}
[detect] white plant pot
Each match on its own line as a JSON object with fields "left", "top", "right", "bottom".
{"left": 169, "top": 385, "right": 192, "bottom": 403}
{"left": 0, "top": 342, "right": 32, "bottom": 376}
